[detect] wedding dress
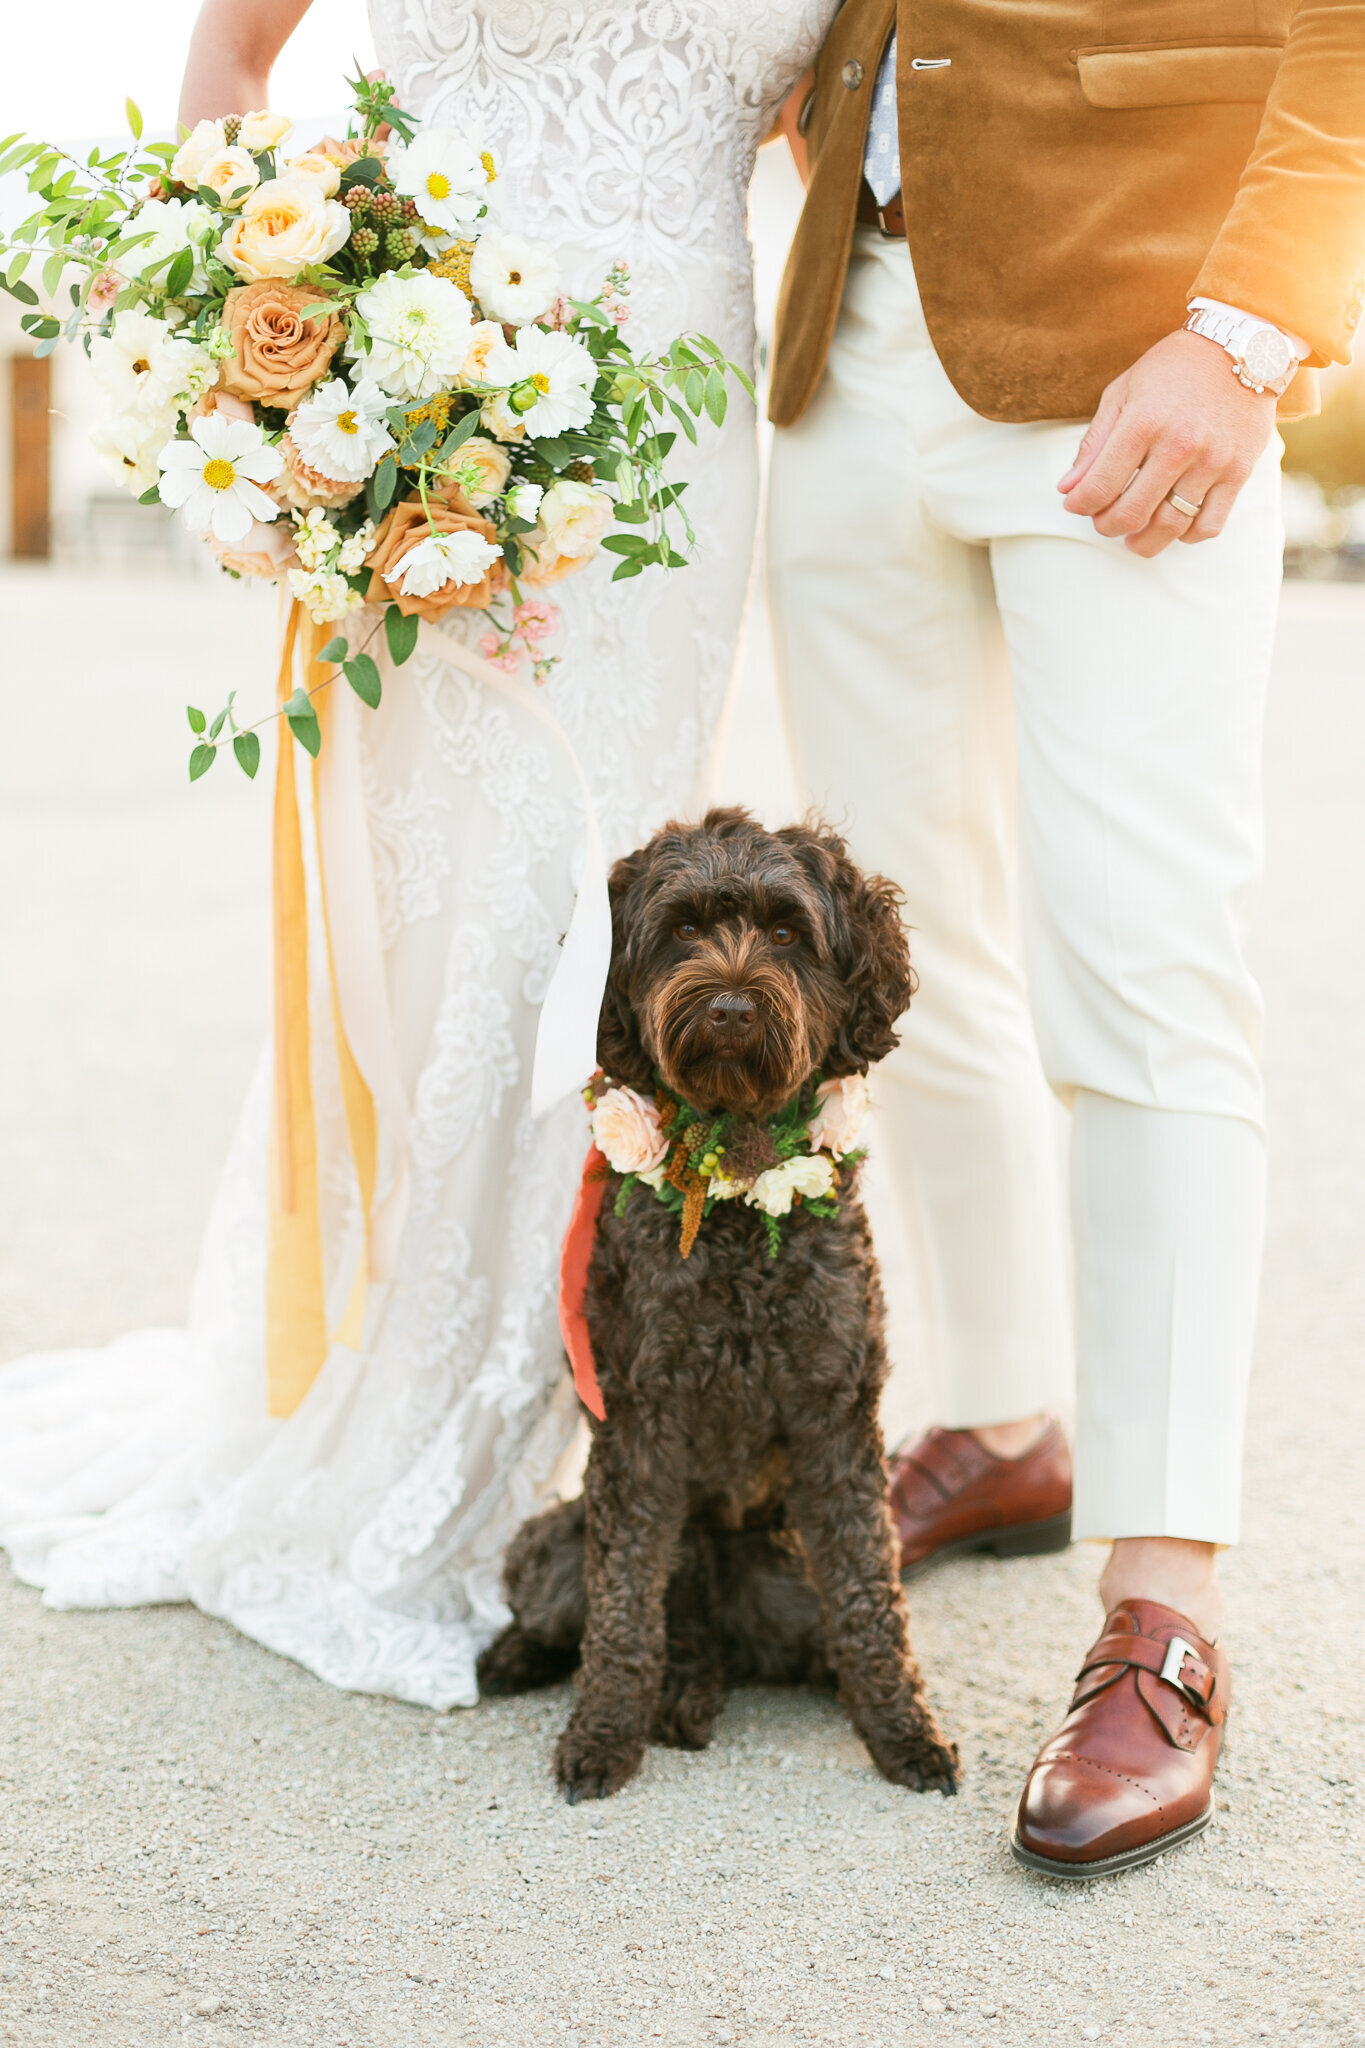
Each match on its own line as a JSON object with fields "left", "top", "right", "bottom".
{"left": 0, "top": 0, "right": 836, "bottom": 1710}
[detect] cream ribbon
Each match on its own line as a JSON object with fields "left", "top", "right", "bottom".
{"left": 265, "top": 606, "right": 611, "bottom": 1419}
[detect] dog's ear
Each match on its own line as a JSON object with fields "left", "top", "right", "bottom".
{"left": 595, "top": 842, "right": 656, "bottom": 1088}
{"left": 779, "top": 822, "right": 916, "bottom": 1074}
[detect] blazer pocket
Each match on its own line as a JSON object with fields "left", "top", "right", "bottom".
{"left": 1076, "top": 40, "right": 1283, "bottom": 108}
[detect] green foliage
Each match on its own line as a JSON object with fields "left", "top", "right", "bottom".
{"left": 317, "top": 636, "right": 350, "bottom": 664}
{"left": 384, "top": 606, "right": 419, "bottom": 666}
{"left": 188, "top": 743, "right": 216, "bottom": 781}
{"left": 284, "top": 688, "right": 321, "bottom": 757}
{"left": 233, "top": 731, "right": 261, "bottom": 779}
{"left": 343, "top": 653, "right": 382, "bottom": 708}
{"left": 186, "top": 705, "right": 206, "bottom": 734}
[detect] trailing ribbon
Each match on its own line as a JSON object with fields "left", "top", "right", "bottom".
{"left": 264, "top": 606, "right": 612, "bottom": 1421}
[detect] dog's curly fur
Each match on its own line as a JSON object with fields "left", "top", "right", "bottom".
{"left": 477, "top": 808, "right": 959, "bottom": 1803}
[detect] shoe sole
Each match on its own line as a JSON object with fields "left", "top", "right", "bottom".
{"left": 900, "top": 1509, "right": 1073, "bottom": 1582}
{"left": 1009, "top": 1797, "right": 1215, "bottom": 1881}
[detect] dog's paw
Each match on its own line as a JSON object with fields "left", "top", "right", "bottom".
{"left": 553, "top": 1723, "right": 645, "bottom": 1804}
{"left": 866, "top": 1725, "right": 961, "bottom": 1797}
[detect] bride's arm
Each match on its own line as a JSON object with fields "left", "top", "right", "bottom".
{"left": 179, "top": 0, "right": 315, "bottom": 129}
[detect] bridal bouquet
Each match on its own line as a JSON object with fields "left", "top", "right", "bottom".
{"left": 0, "top": 76, "right": 750, "bottom": 778}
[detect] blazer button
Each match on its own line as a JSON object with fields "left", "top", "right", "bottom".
{"left": 842, "top": 58, "right": 865, "bottom": 88}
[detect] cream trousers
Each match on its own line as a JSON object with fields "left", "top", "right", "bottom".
{"left": 766, "top": 231, "right": 1284, "bottom": 1545}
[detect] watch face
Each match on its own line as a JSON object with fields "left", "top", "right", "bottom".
{"left": 1242, "top": 327, "right": 1295, "bottom": 388}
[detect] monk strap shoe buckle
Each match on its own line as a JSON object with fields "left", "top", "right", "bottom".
{"left": 1160, "top": 1634, "right": 1213, "bottom": 1710}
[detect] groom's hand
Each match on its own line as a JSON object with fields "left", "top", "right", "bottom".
{"left": 1058, "top": 330, "right": 1278, "bottom": 558}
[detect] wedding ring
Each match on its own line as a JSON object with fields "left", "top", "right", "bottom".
{"left": 1166, "top": 490, "right": 1203, "bottom": 518}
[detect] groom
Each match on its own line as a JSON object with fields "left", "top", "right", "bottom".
{"left": 768, "top": 1, "right": 1365, "bottom": 1875}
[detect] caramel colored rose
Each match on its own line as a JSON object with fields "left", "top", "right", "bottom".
{"left": 365, "top": 484, "right": 507, "bottom": 622}
{"left": 220, "top": 280, "right": 344, "bottom": 413}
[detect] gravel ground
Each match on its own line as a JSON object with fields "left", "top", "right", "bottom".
{"left": 1, "top": 566, "right": 1363, "bottom": 2048}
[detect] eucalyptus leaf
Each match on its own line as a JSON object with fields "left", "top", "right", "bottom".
{"left": 233, "top": 731, "right": 261, "bottom": 779}
{"left": 188, "top": 743, "right": 216, "bottom": 781}
{"left": 284, "top": 689, "right": 321, "bottom": 757}
{"left": 383, "top": 606, "right": 419, "bottom": 667}
{"left": 343, "top": 653, "right": 382, "bottom": 709}
{"left": 187, "top": 705, "right": 206, "bottom": 734}
{"left": 436, "top": 408, "right": 484, "bottom": 462}
{"left": 2, "top": 278, "right": 37, "bottom": 305}
{"left": 317, "top": 636, "right": 349, "bottom": 664}
{"left": 208, "top": 708, "right": 228, "bottom": 740}
{"left": 374, "top": 454, "right": 398, "bottom": 510}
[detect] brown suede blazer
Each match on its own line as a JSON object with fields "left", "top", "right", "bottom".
{"left": 769, "top": 0, "right": 1365, "bottom": 426}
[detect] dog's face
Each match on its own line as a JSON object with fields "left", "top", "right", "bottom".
{"left": 597, "top": 809, "right": 915, "bottom": 1120}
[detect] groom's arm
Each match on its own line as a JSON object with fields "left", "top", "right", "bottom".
{"left": 1063, "top": 0, "right": 1365, "bottom": 557}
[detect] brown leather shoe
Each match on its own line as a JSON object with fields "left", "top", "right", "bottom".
{"left": 888, "top": 1421, "right": 1072, "bottom": 1578}
{"left": 1012, "top": 1598, "right": 1229, "bottom": 1879}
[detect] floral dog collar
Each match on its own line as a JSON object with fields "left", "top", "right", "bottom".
{"left": 584, "top": 1070, "right": 870, "bottom": 1258}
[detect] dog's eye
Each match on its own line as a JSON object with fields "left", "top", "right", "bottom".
{"left": 771, "top": 924, "right": 798, "bottom": 948}
{"left": 674, "top": 920, "right": 699, "bottom": 942}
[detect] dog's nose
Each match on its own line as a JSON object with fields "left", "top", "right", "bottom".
{"left": 708, "top": 991, "right": 756, "bottom": 1033}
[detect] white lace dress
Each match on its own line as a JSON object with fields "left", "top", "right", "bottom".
{"left": 0, "top": 0, "right": 836, "bottom": 1709}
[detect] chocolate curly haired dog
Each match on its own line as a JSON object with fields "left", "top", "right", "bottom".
{"left": 477, "top": 808, "right": 959, "bottom": 1803}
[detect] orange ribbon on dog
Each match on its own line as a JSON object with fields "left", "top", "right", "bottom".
{"left": 558, "top": 1145, "right": 609, "bottom": 1421}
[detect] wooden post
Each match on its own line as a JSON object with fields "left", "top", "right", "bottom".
{"left": 10, "top": 353, "right": 52, "bottom": 559}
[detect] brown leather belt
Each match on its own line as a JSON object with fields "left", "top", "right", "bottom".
{"left": 856, "top": 182, "right": 906, "bottom": 238}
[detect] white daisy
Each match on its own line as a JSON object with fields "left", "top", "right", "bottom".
{"left": 483, "top": 326, "right": 597, "bottom": 438}
{"left": 388, "top": 128, "right": 496, "bottom": 238}
{"left": 353, "top": 271, "right": 474, "bottom": 402}
{"left": 90, "top": 308, "right": 215, "bottom": 422}
{"left": 157, "top": 414, "right": 284, "bottom": 544}
{"left": 390, "top": 529, "right": 502, "bottom": 598}
{"left": 288, "top": 377, "right": 396, "bottom": 483}
{"left": 468, "top": 230, "right": 559, "bottom": 325}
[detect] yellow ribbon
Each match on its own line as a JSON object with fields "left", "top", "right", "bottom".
{"left": 265, "top": 601, "right": 378, "bottom": 1419}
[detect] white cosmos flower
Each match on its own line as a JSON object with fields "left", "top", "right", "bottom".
{"left": 353, "top": 271, "right": 474, "bottom": 401}
{"left": 90, "top": 409, "right": 172, "bottom": 496}
{"left": 157, "top": 414, "right": 284, "bottom": 544}
{"left": 468, "top": 230, "right": 559, "bottom": 324}
{"left": 121, "top": 197, "right": 215, "bottom": 289}
{"left": 388, "top": 128, "right": 496, "bottom": 238}
{"left": 484, "top": 326, "right": 596, "bottom": 438}
{"left": 288, "top": 377, "right": 395, "bottom": 482}
{"left": 90, "top": 308, "right": 215, "bottom": 421}
{"left": 390, "top": 529, "right": 502, "bottom": 597}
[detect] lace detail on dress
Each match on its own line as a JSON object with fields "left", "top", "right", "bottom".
{"left": 0, "top": 0, "right": 840, "bottom": 1712}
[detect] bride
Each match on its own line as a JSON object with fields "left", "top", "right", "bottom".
{"left": 0, "top": 0, "right": 835, "bottom": 1708}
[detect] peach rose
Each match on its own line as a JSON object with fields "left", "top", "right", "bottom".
{"left": 285, "top": 151, "right": 342, "bottom": 199}
{"left": 807, "top": 1073, "right": 870, "bottom": 1158}
{"left": 198, "top": 146, "right": 260, "bottom": 210}
{"left": 461, "top": 319, "right": 506, "bottom": 385}
{"left": 312, "top": 134, "right": 384, "bottom": 168}
{"left": 218, "top": 176, "right": 350, "bottom": 283}
{"left": 272, "top": 430, "right": 364, "bottom": 512}
{"left": 220, "top": 280, "right": 344, "bottom": 413}
{"left": 209, "top": 517, "right": 300, "bottom": 581}
{"left": 364, "top": 484, "right": 507, "bottom": 622}
{"left": 193, "top": 387, "right": 253, "bottom": 424}
{"left": 449, "top": 434, "right": 511, "bottom": 508}
{"left": 589, "top": 1087, "right": 670, "bottom": 1177}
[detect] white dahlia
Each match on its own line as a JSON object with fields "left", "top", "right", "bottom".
{"left": 288, "top": 377, "right": 395, "bottom": 482}
{"left": 156, "top": 414, "right": 284, "bottom": 544}
{"left": 354, "top": 271, "right": 474, "bottom": 401}
{"left": 390, "top": 529, "right": 502, "bottom": 598}
{"left": 484, "top": 327, "right": 597, "bottom": 438}
{"left": 468, "top": 230, "right": 559, "bottom": 325}
{"left": 388, "top": 128, "right": 496, "bottom": 238}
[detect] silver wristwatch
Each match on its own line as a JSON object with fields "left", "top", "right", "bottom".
{"left": 1184, "top": 304, "right": 1298, "bottom": 398}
